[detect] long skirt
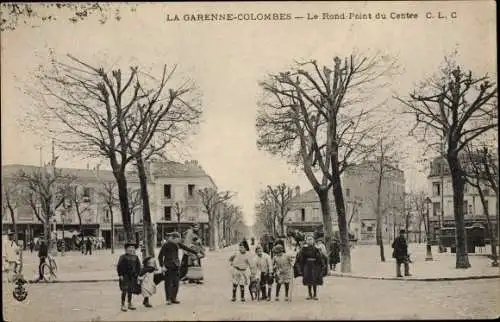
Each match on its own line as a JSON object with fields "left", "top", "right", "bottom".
{"left": 302, "top": 261, "right": 323, "bottom": 286}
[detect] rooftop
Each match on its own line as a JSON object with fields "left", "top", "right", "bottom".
{"left": 2, "top": 160, "right": 215, "bottom": 185}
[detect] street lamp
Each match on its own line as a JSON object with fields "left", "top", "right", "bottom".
{"left": 425, "top": 197, "right": 433, "bottom": 261}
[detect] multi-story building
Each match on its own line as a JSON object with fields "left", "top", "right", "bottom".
{"left": 286, "top": 161, "right": 405, "bottom": 244}
{"left": 427, "top": 155, "right": 498, "bottom": 243}
{"left": 1, "top": 160, "right": 216, "bottom": 248}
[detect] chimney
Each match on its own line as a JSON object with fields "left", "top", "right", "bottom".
{"left": 295, "top": 186, "right": 300, "bottom": 197}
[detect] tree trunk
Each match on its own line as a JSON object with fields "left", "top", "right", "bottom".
{"left": 330, "top": 171, "right": 351, "bottom": 273}
{"left": 136, "top": 156, "right": 155, "bottom": 257}
{"left": 113, "top": 169, "right": 133, "bottom": 242}
{"left": 110, "top": 206, "right": 115, "bottom": 254}
{"left": 477, "top": 184, "right": 497, "bottom": 264}
{"left": 375, "top": 161, "right": 386, "bottom": 262}
{"left": 280, "top": 217, "right": 285, "bottom": 237}
{"left": 448, "top": 153, "right": 471, "bottom": 269}
{"left": 317, "top": 189, "right": 333, "bottom": 271}
{"left": 7, "top": 202, "right": 18, "bottom": 243}
{"left": 208, "top": 213, "right": 217, "bottom": 251}
{"left": 405, "top": 212, "right": 410, "bottom": 242}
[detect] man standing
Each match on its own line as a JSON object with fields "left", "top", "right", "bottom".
{"left": 37, "top": 239, "right": 49, "bottom": 282}
{"left": 392, "top": 229, "right": 411, "bottom": 277}
{"left": 3, "top": 232, "right": 20, "bottom": 279}
{"left": 158, "top": 232, "right": 199, "bottom": 305}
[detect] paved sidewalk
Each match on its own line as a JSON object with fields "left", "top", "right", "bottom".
{"left": 10, "top": 243, "right": 499, "bottom": 283}
{"left": 329, "top": 244, "right": 500, "bottom": 281}
{"left": 14, "top": 245, "right": 238, "bottom": 283}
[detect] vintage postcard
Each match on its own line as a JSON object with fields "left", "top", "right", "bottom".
{"left": 1, "top": 1, "right": 498, "bottom": 321}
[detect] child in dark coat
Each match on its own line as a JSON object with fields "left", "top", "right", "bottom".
{"left": 117, "top": 242, "right": 141, "bottom": 312}
{"left": 296, "top": 235, "right": 326, "bottom": 300}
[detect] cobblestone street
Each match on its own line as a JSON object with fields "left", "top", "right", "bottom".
{"left": 3, "top": 245, "right": 499, "bottom": 321}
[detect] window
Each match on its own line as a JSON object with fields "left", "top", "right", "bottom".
{"left": 367, "top": 226, "right": 373, "bottom": 232}
{"left": 432, "top": 202, "right": 441, "bottom": 217}
{"left": 432, "top": 183, "right": 441, "bottom": 197}
{"left": 301, "top": 209, "right": 305, "bottom": 222}
{"left": 313, "top": 208, "right": 320, "bottom": 221}
{"left": 464, "top": 183, "right": 468, "bottom": 193}
{"left": 82, "top": 187, "right": 92, "bottom": 202}
{"left": 163, "top": 184, "right": 172, "bottom": 199}
{"left": 164, "top": 206, "right": 172, "bottom": 221}
{"left": 346, "top": 188, "right": 350, "bottom": 197}
{"left": 188, "top": 184, "right": 195, "bottom": 197}
{"left": 463, "top": 200, "right": 468, "bottom": 215}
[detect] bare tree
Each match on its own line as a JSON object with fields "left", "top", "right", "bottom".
{"left": 98, "top": 182, "right": 118, "bottom": 253}
{"left": 363, "top": 136, "right": 404, "bottom": 262}
{"left": 2, "top": 181, "right": 23, "bottom": 242}
{"left": 27, "top": 54, "right": 199, "bottom": 242}
{"left": 67, "top": 185, "right": 91, "bottom": 252}
{"left": 125, "top": 65, "right": 201, "bottom": 257}
{"left": 396, "top": 56, "right": 498, "bottom": 268}
{"left": 198, "top": 187, "right": 233, "bottom": 250}
{"left": 257, "top": 53, "right": 397, "bottom": 272}
{"left": 407, "top": 191, "right": 430, "bottom": 244}
{"left": 463, "top": 144, "right": 499, "bottom": 266}
{"left": 266, "top": 183, "right": 294, "bottom": 236}
{"left": 15, "top": 163, "right": 75, "bottom": 249}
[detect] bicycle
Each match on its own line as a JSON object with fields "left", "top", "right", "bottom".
{"left": 40, "top": 255, "right": 57, "bottom": 282}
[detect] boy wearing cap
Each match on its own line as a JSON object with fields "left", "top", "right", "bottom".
{"left": 158, "top": 232, "right": 200, "bottom": 305}
{"left": 117, "top": 242, "right": 141, "bottom": 312}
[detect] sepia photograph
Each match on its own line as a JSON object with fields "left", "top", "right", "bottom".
{"left": 1, "top": 1, "right": 498, "bottom": 321}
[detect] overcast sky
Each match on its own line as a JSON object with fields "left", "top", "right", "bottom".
{"left": 1, "top": 2, "right": 496, "bottom": 225}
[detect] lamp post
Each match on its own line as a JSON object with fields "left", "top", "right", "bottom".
{"left": 425, "top": 197, "right": 433, "bottom": 261}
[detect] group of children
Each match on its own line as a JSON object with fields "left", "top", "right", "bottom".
{"left": 116, "top": 242, "right": 162, "bottom": 312}
{"left": 229, "top": 241, "right": 294, "bottom": 303}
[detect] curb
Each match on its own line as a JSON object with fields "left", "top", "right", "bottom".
{"left": 328, "top": 273, "right": 500, "bottom": 282}
{"left": 28, "top": 279, "right": 118, "bottom": 284}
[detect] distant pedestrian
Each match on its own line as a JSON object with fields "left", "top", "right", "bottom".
{"left": 272, "top": 244, "right": 293, "bottom": 301}
{"left": 85, "top": 238, "right": 92, "bottom": 255}
{"left": 29, "top": 239, "right": 34, "bottom": 253}
{"left": 37, "top": 240, "right": 48, "bottom": 282}
{"left": 158, "top": 232, "right": 199, "bottom": 305}
{"left": 296, "top": 235, "right": 326, "bottom": 300}
{"left": 328, "top": 239, "right": 340, "bottom": 271}
{"left": 229, "top": 242, "right": 255, "bottom": 302}
{"left": 392, "top": 229, "right": 411, "bottom": 277}
{"left": 117, "top": 241, "right": 141, "bottom": 312}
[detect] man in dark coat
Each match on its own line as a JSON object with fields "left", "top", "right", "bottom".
{"left": 392, "top": 229, "right": 411, "bottom": 277}
{"left": 158, "top": 232, "right": 199, "bottom": 305}
{"left": 37, "top": 240, "right": 48, "bottom": 282}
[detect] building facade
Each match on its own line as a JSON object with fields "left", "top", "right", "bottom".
{"left": 1, "top": 160, "right": 216, "bottom": 248}
{"left": 427, "top": 156, "right": 498, "bottom": 244}
{"left": 286, "top": 161, "right": 406, "bottom": 244}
